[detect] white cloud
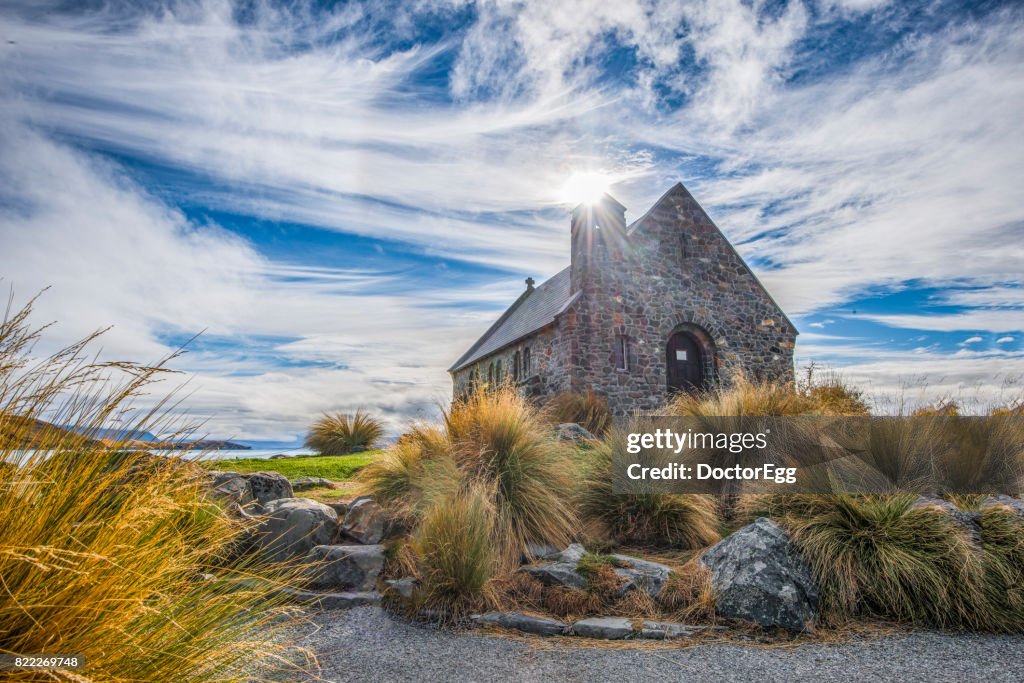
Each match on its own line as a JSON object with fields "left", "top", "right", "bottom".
{"left": 961, "top": 336, "right": 984, "bottom": 345}
{"left": 997, "top": 336, "right": 1016, "bottom": 344}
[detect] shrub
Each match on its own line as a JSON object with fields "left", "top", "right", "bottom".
{"left": 667, "top": 372, "right": 811, "bottom": 418}
{"left": 798, "top": 367, "right": 871, "bottom": 416}
{"left": 406, "top": 486, "right": 497, "bottom": 620}
{"left": 0, "top": 295, "right": 306, "bottom": 681}
{"left": 784, "top": 494, "right": 989, "bottom": 628}
{"left": 445, "top": 386, "right": 579, "bottom": 567}
{"left": 912, "top": 400, "right": 960, "bottom": 417}
{"left": 545, "top": 389, "right": 612, "bottom": 436}
{"left": 577, "top": 425, "right": 720, "bottom": 548}
{"left": 656, "top": 561, "right": 716, "bottom": 621}
{"left": 305, "top": 410, "right": 384, "bottom": 455}
{"left": 359, "top": 423, "right": 457, "bottom": 523}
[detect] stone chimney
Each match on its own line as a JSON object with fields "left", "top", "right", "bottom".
{"left": 570, "top": 193, "right": 627, "bottom": 293}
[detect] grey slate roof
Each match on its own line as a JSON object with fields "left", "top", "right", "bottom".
{"left": 449, "top": 267, "right": 574, "bottom": 372}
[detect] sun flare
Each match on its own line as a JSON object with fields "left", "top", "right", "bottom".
{"left": 560, "top": 170, "right": 613, "bottom": 206}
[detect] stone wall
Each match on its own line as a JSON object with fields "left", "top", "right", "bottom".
{"left": 450, "top": 324, "right": 570, "bottom": 400}
{"left": 562, "top": 184, "right": 796, "bottom": 416}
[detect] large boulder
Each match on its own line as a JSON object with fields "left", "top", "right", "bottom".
{"left": 245, "top": 472, "right": 293, "bottom": 507}
{"left": 252, "top": 498, "right": 338, "bottom": 563}
{"left": 557, "top": 423, "right": 596, "bottom": 443}
{"left": 700, "top": 517, "right": 819, "bottom": 631}
{"left": 207, "top": 471, "right": 254, "bottom": 507}
{"left": 340, "top": 496, "right": 396, "bottom": 545}
{"left": 305, "top": 544, "right": 385, "bottom": 591}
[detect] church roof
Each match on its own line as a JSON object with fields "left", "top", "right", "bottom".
{"left": 449, "top": 267, "right": 575, "bottom": 372}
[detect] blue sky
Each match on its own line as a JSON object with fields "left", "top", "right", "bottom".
{"left": 1, "top": 0, "right": 1022, "bottom": 443}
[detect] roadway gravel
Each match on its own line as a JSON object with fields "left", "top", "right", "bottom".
{"left": 290, "top": 606, "right": 1024, "bottom": 682}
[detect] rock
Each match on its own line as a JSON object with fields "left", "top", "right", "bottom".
{"left": 269, "top": 453, "right": 292, "bottom": 459}
{"left": 252, "top": 498, "right": 338, "bottom": 563}
{"left": 521, "top": 543, "right": 561, "bottom": 563}
{"left": 471, "top": 612, "right": 568, "bottom": 636}
{"left": 610, "top": 554, "right": 673, "bottom": 598}
{"left": 572, "top": 616, "right": 634, "bottom": 639}
{"left": 980, "top": 495, "right": 1024, "bottom": 517}
{"left": 326, "top": 501, "right": 351, "bottom": 517}
{"left": 384, "top": 577, "right": 417, "bottom": 602}
{"left": 305, "top": 544, "right": 385, "bottom": 591}
{"left": 340, "top": 497, "right": 395, "bottom": 545}
{"left": 700, "top": 517, "right": 819, "bottom": 632}
{"left": 278, "top": 586, "right": 381, "bottom": 609}
{"left": 245, "top": 472, "right": 293, "bottom": 507}
{"left": 522, "top": 545, "right": 671, "bottom": 598}
{"left": 557, "top": 423, "right": 596, "bottom": 443}
{"left": 521, "top": 560, "right": 588, "bottom": 590}
{"left": 637, "top": 621, "right": 720, "bottom": 639}
{"left": 207, "top": 471, "right": 254, "bottom": 507}
{"left": 292, "top": 477, "right": 336, "bottom": 492}
{"left": 912, "top": 495, "right": 982, "bottom": 544}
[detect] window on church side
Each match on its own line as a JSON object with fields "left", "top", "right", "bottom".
{"left": 523, "top": 347, "right": 531, "bottom": 376}
{"left": 614, "top": 335, "right": 629, "bottom": 371}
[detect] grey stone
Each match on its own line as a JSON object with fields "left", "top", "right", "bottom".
{"left": 305, "top": 544, "right": 385, "bottom": 591}
{"left": 340, "top": 497, "right": 394, "bottom": 544}
{"left": 292, "top": 476, "right": 335, "bottom": 492}
{"left": 521, "top": 561, "right": 589, "bottom": 590}
{"left": 610, "top": 554, "right": 673, "bottom": 598}
{"left": 327, "top": 501, "right": 351, "bottom": 517}
{"left": 278, "top": 587, "right": 381, "bottom": 609}
{"left": 384, "top": 577, "right": 417, "bottom": 602}
{"left": 572, "top": 616, "right": 634, "bottom": 639}
{"left": 252, "top": 498, "right": 338, "bottom": 563}
{"left": 522, "top": 543, "right": 561, "bottom": 563}
{"left": 471, "top": 612, "right": 568, "bottom": 637}
{"left": 980, "top": 495, "right": 1024, "bottom": 517}
{"left": 556, "top": 543, "right": 587, "bottom": 564}
{"left": 207, "top": 471, "right": 254, "bottom": 507}
{"left": 245, "top": 471, "right": 293, "bottom": 507}
{"left": 269, "top": 453, "right": 292, "bottom": 459}
{"left": 700, "top": 517, "right": 818, "bottom": 631}
{"left": 634, "top": 618, "right": 724, "bottom": 643}
{"left": 557, "top": 423, "right": 596, "bottom": 443}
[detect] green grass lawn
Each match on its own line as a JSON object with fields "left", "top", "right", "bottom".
{"left": 201, "top": 450, "right": 382, "bottom": 481}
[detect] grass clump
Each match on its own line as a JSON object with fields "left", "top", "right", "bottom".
{"left": 545, "top": 389, "right": 612, "bottom": 436}
{"left": 0, "top": 294, "right": 307, "bottom": 681}
{"left": 405, "top": 486, "right": 497, "bottom": 620}
{"left": 784, "top": 494, "right": 989, "bottom": 629}
{"left": 305, "top": 410, "right": 384, "bottom": 455}
{"left": 577, "top": 425, "right": 720, "bottom": 548}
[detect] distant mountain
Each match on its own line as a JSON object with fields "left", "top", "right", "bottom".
{"left": 1, "top": 413, "right": 249, "bottom": 451}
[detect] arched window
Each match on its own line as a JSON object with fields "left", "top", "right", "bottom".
{"left": 495, "top": 359, "right": 503, "bottom": 383}
{"left": 488, "top": 363, "right": 494, "bottom": 384}
{"left": 513, "top": 351, "right": 521, "bottom": 381}
{"left": 523, "top": 347, "right": 531, "bottom": 376}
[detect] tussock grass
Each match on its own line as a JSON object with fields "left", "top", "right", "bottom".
{"left": 0, "top": 294, "right": 308, "bottom": 681}
{"left": 370, "top": 386, "right": 579, "bottom": 569}
{"left": 545, "top": 389, "right": 612, "bottom": 436}
{"left": 784, "top": 495, "right": 990, "bottom": 629}
{"left": 656, "top": 560, "right": 716, "bottom": 622}
{"left": 305, "top": 410, "right": 384, "bottom": 455}
{"left": 577, "top": 425, "right": 720, "bottom": 548}
{"left": 406, "top": 485, "right": 497, "bottom": 620}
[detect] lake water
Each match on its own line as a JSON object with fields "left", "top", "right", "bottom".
{"left": 170, "top": 448, "right": 316, "bottom": 461}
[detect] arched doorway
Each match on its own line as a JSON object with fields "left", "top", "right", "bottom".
{"left": 666, "top": 331, "right": 705, "bottom": 394}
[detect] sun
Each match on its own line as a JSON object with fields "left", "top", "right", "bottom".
{"left": 559, "top": 170, "right": 613, "bottom": 206}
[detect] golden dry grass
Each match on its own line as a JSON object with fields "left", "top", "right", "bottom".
{"left": 0, "top": 294, "right": 311, "bottom": 681}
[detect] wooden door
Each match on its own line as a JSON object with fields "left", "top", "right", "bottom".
{"left": 666, "top": 332, "right": 703, "bottom": 394}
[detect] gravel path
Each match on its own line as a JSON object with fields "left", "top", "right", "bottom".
{"left": 292, "top": 606, "right": 1024, "bottom": 682}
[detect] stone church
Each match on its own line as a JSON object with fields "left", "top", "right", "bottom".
{"left": 449, "top": 183, "right": 797, "bottom": 416}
